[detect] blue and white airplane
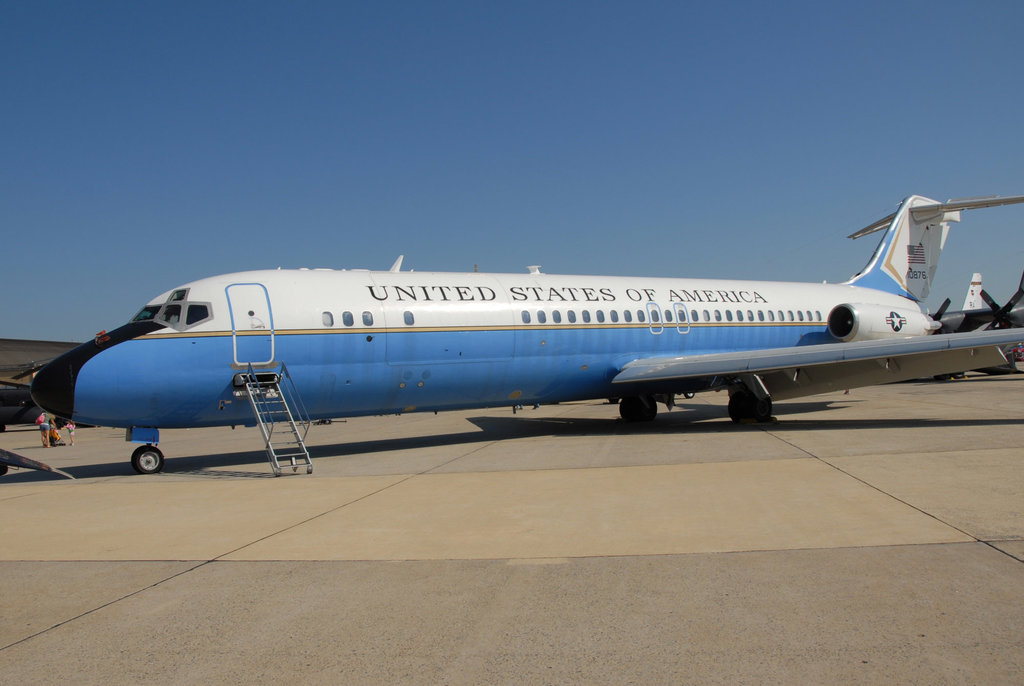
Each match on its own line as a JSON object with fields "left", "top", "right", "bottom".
{"left": 30, "top": 193, "right": 1024, "bottom": 474}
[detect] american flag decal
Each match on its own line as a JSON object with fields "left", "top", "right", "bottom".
{"left": 907, "top": 243, "right": 926, "bottom": 264}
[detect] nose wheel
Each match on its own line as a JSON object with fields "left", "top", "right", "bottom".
{"left": 131, "top": 444, "right": 165, "bottom": 474}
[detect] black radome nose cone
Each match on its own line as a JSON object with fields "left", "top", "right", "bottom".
{"left": 31, "top": 357, "right": 76, "bottom": 419}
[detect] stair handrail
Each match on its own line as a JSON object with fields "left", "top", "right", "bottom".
{"left": 244, "top": 362, "right": 279, "bottom": 444}
{"left": 277, "top": 362, "right": 311, "bottom": 441}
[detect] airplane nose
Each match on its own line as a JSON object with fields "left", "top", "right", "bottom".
{"left": 31, "top": 353, "right": 78, "bottom": 419}
{"left": 30, "top": 320, "right": 165, "bottom": 421}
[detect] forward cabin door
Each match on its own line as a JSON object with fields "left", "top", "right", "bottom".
{"left": 226, "top": 283, "right": 275, "bottom": 367}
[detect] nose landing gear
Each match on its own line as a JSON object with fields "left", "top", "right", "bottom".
{"left": 131, "top": 444, "right": 165, "bottom": 474}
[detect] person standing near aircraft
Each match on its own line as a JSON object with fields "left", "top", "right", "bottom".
{"left": 64, "top": 420, "right": 75, "bottom": 446}
{"left": 35, "top": 412, "right": 50, "bottom": 447}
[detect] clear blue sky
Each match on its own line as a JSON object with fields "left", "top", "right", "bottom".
{"left": 4, "top": 1, "right": 1023, "bottom": 341}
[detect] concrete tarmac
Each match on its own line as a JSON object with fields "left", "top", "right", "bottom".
{"left": 2, "top": 375, "right": 1023, "bottom": 684}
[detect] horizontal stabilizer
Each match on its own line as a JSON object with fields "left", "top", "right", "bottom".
{"left": 849, "top": 194, "right": 1024, "bottom": 239}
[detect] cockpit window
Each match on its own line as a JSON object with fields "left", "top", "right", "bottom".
{"left": 132, "top": 304, "right": 162, "bottom": 322}
{"left": 161, "top": 304, "right": 182, "bottom": 325}
{"left": 186, "top": 304, "right": 211, "bottom": 326}
{"left": 139, "top": 291, "right": 214, "bottom": 331}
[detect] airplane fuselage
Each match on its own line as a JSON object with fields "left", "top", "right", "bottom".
{"left": 41, "top": 268, "right": 927, "bottom": 429}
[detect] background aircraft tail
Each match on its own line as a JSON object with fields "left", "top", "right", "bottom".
{"left": 963, "top": 273, "right": 984, "bottom": 310}
{"left": 845, "top": 193, "right": 1024, "bottom": 301}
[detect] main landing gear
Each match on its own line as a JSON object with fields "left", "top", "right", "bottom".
{"left": 131, "top": 444, "right": 165, "bottom": 474}
{"left": 727, "top": 389, "right": 773, "bottom": 423}
{"left": 617, "top": 392, "right": 697, "bottom": 422}
{"left": 727, "top": 374, "right": 774, "bottom": 423}
{"left": 619, "top": 395, "right": 658, "bottom": 422}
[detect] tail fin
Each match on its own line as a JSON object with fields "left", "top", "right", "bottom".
{"left": 962, "top": 272, "right": 984, "bottom": 310}
{"left": 845, "top": 194, "right": 1024, "bottom": 301}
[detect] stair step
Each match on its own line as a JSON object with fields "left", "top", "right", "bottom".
{"left": 241, "top": 365, "right": 313, "bottom": 476}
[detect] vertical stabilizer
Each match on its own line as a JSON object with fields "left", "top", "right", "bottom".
{"left": 845, "top": 195, "right": 956, "bottom": 301}
{"left": 962, "top": 273, "right": 983, "bottom": 310}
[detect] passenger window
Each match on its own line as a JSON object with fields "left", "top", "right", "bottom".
{"left": 787, "top": 310, "right": 794, "bottom": 322}
{"left": 521, "top": 311, "right": 531, "bottom": 324}
{"left": 610, "top": 310, "right": 619, "bottom": 323}
{"left": 582, "top": 310, "right": 592, "bottom": 323}
{"left": 664, "top": 309, "right": 673, "bottom": 323}
{"left": 597, "top": 310, "right": 605, "bottom": 323}
{"left": 747, "top": 310, "right": 754, "bottom": 321}
{"left": 815, "top": 310, "right": 822, "bottom": 321}
{"left": 726, "top": 310, "right": 734, "bottom": 322}
{"left": 553, "top": 310, "right": 562, "bottom": 323}
{"left": 691, "top": 310, "right": 699, "bottom": 322}
{"left": 362, "top": 311, "right": 374, "bottom": 326}
{"left": 637, "top": 310, "right": 646, "bottom": 323}
{"left": 322, "top": 311, "right": 334, "bottom": 327}
{"left": 342, "top": 311, "right": 354, "bottom": 327}
{"left": 624, "top": 310, "right": 633, "bottom": 323}
{"left": 404, "top": 311, "right": 415, "bottom": 325}
{"left": 703, "top": 310, "right": 710, "bottom": 322}
{"left": 715, "top": 310, "right": 722, "bottom": 322}
{"left": 736, "top": 310, "right": 744, "bottom": 322}
{"left": 807, "top": 310, "right": 814, "bottom": 321}
{"left": 797, "top": 311, "right": 805, "bottom": 322}
{"left": 650, "top": 309, "right": 660, "bottom": 323}
{"left": 568, "top": 311, "right": 577, "bottom": 323}
{"left": 768, "top": 311, "right": 775, "bottom": 322}
{"left": 757, "top": 310, "right": 765, "bottom": 322}
{"left": 537, "top": 311, "right": 547, "bottom": 324}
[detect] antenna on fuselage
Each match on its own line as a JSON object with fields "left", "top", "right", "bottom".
{"left": 389, "top": 255, "right": 404, "bottom": 272}
{"left": 527, "top": 265, "right": 542, "bottom": 275}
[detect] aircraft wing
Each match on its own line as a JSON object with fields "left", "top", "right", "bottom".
{"left": 0, "top": 447, "right": 74, "bottom": 479}
{"left": 0, "top": 338, "right": 79, "bottom": 387}
{"left": 613, "top": 329, "right": 1024, "bottom": 400}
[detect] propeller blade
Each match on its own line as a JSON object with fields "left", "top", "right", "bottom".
{"left": 980, "top": 289, "right": 1002, "bottom": 313}
{"left": 998, "top": 269, "right": 1024, "bottom": 313}
{"left": 933, "top": 298, "right": 951, "bottom": 320}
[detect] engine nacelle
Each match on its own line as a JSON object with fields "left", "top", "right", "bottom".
{"left": 827, "top": 303, "right": 939, "bottom": 342}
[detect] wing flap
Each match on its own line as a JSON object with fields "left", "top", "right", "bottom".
{"left": 613, "top": 329, "right": 1023, "bottom": 399}
{"left": 758, "top": 346, "right": 1006, "bottom": 400}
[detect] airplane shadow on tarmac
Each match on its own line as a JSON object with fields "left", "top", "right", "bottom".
{"left": 4, "top": 399, "right": 1020, "bottom": 482}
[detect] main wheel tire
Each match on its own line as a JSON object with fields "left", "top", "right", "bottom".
{"left": 729, "top": 391, "right": 772, "bottom": 423}
{"left": 619, "top": 395, "right": 658, "bottom": 422}
{"left": 131, "top": 445, "right": 165, "bottom": 474}
{"left": 0, "top": 463, "right": 8, "bottom": 476}
{"left": 728, "top": 391, "right": 753, "bottom": 423}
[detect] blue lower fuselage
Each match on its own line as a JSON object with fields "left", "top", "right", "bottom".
{"left": 69, "top": 321, "right": 816, "bottom": 428}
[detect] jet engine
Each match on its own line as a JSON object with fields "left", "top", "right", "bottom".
{"left": 827, "top": 303, "right": 939, "bottom": 342}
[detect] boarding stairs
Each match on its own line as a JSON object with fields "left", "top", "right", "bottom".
{"left": 238, "top": 363, "right": 312, "bottom": 476}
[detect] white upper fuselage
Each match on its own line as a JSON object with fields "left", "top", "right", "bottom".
{"left": 149, "top": 267, "right": 923, "bottom": 342}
